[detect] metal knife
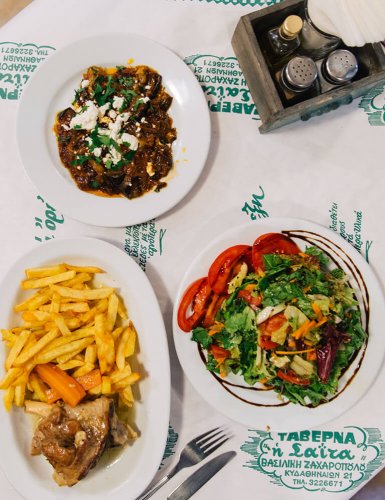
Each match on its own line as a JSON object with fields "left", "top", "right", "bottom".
{"left": 167, "top": 451, "right": 237, "bottom": 500}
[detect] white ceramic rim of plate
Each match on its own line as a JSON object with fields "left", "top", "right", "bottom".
{"left": 0, "top": 237, "right": 170, "bottom": 499}
{"left": 172, "top": 217, "right": 385, "bottom": 431}
{"left": 16, "top": 33, "right": 211, "bottom": 227}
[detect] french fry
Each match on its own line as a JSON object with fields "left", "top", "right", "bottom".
{"left": 14, "top": 289, "right": 52, "bottom": 312}
{"left": 60, "top": 302, "right": 90, "bottom": 313}
{"left": 110, "top": 365, "right": 132, "bottom": 384}
{"left": 22, "top": 311, "right": 51, "bottom": 322}
{"left": 50, "top": 292, "right": 61, "bottom": 313}
{"left": 116, "top": 328, "right": 130, "bottom": 370}
{"left": 88, "top": 384, "right": 101, "bottom": 396}
{"left": 85, "top": 344, "right": 97, "bottom": 365}
{"left": 22, "top": 270, "right": 76, "bottom": 290}
{"left": 13, "top": 329, "right": 59, "bottom": 366}
{"left": 61, "top": 272, "right": 92, "bottom": 288}
{"left": 0, "top": 368, "right": 23, "bottom": 390}
{"left": 29, "top": 373, "right": 47, "bottom": 402}
{"left": 2, "top": 329, "right": 17, "bottom": 346}
{"left": 65, "top": 264, "right": 104, "bottom": 274}
{"left": 94, "top": 314, "right": 115, "bottom": 374}
{"left": 51, "top": 285, "right": 114, "bottom": 300}
{"left": 52, "top": 313, "right": 71, "bottom": 336}
{"left": 25, "top": 264, "right": 67, "bottom": 279}
{"left": 35, "top": 337, "right": 94, "bottom": 365}
{"left": 14, "top": 383, "right": 26, "bottom": 407}
{"left": 106, "top": 293, "right": 119, "bottom": 332}
{"left": 112, "top": 326, "right": 123, "bottom": 342}
{"left": 101, "top": 376, "right": 111, "bottom": 394}
{"left": 3, "top": 386, "right": 15, "bottom": 411}
{"left": 124, "top": 325, "right": 137, "bottom": 357}
{"left": 112, "top": 372, "right": 140, "bottom": 391}
{"left": 57, "top": 359, "right": 84, "bottom": 371}
{"left": 72, "top": 363, "right": 94, "bottom": 378}
{"left": 5, "top": 330, "right": 30, "bottom": 370}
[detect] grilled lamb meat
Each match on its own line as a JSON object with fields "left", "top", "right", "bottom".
{"left": 31, "top": 397, "right": 129, "bottom": 486}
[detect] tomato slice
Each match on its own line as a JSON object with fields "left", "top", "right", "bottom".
{"left": 237, "top": 289, "right": 262, "bottom": 310}
{"left": 277, "top": 369, "right": 310, "bottom": 386}
{"left": 202, "top": 293, "right": 226, "bottom": 328}
{"left": 177, "top": 277, "right": 212, "bottom": 332}
{"left": 259, "top": 312, "right": 287, "bottom": 336}
{"left": 208, "top": 245, "right": 251, "bottom": 295}
{"left": 210, "top": 344, "right": 231, "bottom": 364}
{"left": 252, "top": 233, "right": 300, "bottom": 272}
{"left": 259, "top": 336, "right": 279, "bottom": 350}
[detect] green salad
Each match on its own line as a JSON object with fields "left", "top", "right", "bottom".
{"left": 190, "top": 246, "right": 366, "bottom": 407}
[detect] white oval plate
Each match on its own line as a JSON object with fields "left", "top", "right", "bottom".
{"left": 16, "top": 34, "right": 210, "bottom": 227}
{"left": 0, "top": 237, "right": 170, "bottom": 500}
{"left": 173, "top": 218, "right": 385, "bottom": 431}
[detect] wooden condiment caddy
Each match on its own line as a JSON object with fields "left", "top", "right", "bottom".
{"left": 231, "top": 0, "right": 385, "bottom": 133}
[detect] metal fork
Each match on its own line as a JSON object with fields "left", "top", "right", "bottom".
{"left": 136, "top": 427, "right": 230, "bottom": 500}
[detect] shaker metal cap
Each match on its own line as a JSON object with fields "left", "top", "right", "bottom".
{"left": 283, "top": 56, "right": 318, "bottom": 91}
{"left": 324, "top": 49, "right": 358, "bottom": 84}
{"left": 281, "top": 15, "right": 303, "bottom": 39}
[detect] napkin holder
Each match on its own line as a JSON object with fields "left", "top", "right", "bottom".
{"left": 231, "top": 0, "right": 385, "bottom": 133}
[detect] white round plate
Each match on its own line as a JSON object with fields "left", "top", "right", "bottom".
{"left": 16, "top": 34, "right": 210, "bottom": 227}
{"left": 173, "top": 217, "right": 385, "bottom": 431}
{"left": 0, "top": 237, "right": 170, "bottom": 500}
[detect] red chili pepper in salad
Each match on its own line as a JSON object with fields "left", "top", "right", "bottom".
{"left": 210, "top": 345, "right": 231, "bottom": 364}
{"left": 258, "top": 336, "right": 279, "bottom": 350}
{"left": 177, "top": 277, "right": 212, "bottom": 332}
{"left": 252, "top": 233, "right": 300, "bottom": 272}
{"left": 237, "top": 289, "right": 262, "bottom": 310}
{"left": 277, "top": 369, "right": 310, "bottom": 386}
{"left": 208, "top": 245, "right": 251, "bottom": 295}
{"left": 202, "top": 293, "right": 226, "bottom": 328}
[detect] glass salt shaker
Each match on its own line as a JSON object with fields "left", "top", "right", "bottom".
{"left": 299, "top": 0, "right": 341, "bottom": 59}
{"left": 267, "top": 15, "right": 304, "bottom": 60}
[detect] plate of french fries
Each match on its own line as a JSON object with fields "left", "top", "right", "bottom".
{"left": 0, "top": 237, "right": 170, "bottom": 499}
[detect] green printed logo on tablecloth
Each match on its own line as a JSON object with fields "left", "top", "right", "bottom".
{"left": 241, "top": 186, "right": 269, "bottom": 220}
{"left": 185, "top": 0, "right": 282, "bottom": 6}
{"left": 359, "top": 84, "right": 385, "bottom": 126}
{"left": 33, "top": 195, "right": 65, "bottom": 243}
{"left": 184, "top": 54, "right": 259, "bottom": 119}
{"left": 124, "top": 219, "right": 166, "bottom": 271}
{"left": 329, "top": 203, "right": 373, "bottom": 263}
{"left": 0, "top": 42, "right": 55, "bottom": 101}
{"left": 242, "top": 427, "right": 385, "bottom": 493}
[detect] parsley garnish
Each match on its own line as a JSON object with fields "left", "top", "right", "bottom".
{"left": 90, "top": 180, "right": 100, "bottom": 189}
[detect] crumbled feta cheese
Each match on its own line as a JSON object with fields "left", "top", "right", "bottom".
{"left": 146, "top": 162, "right": 155, "bottom": 177}
{"left": 108, "top": 119, "right": 123, "bottom": 141}
{"left": 81, "top": 79, "right": 89, "bottom": 88}
{"left": 112, "top": 95, "right": 125, "bottom": 110}
{"left": 93, "top": 147, "right": 102, "bottom": 157}
{"left": 141, "top": 96, "right": 150, "bottom": 103}
{"left": 141, "top": 117, "right": 146, "bottom": 123}
{"left": 110, "top": 147, "right": 122, "bottom": 164}
{"left": 61, "top": 124, "right": 70, "bottom": 131}
{"left": 98, "top": 102, "right": 111, "bottom": 117}
{"left": 70, "top": 100, "right": 99, "bottom": 131}
{"left": 144, "top": 85, "right": 151, "bottom": 89}
{"left": 152, "top": 124, "right": 156, "bottom": 128}
{"left": 120, "top": 133, "right": 139, "bottom": 151}
{"left": 98, "top": 128, "right": 110, "bottom": 135}
{"left": 108, "top": 110, "right": 117, "bottom": 119}
{"left": 103, "top": 153, "right": 112, "bottom": 164}
{"left": 120, "top": 112, "right": 130, "bottom": 122}
{"left": 135, "top": 122, "right": 140, "bottom": 127}
{"left": 85, "top": 137, "right": 92, "bottom": 145}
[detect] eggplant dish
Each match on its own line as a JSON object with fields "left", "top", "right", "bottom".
{"left": 54, "top": 65, "right": 177, "bottom": 199}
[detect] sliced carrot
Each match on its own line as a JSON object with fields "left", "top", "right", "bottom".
{"left": 275, "top": 348, "right": 316, "bottom": 355}
{"left": 291, "top": 320, "right": 316, "bottom": 340}
{"left": 76, "top": 369, "right": 102, "bottom": 391}
{"left": 307, "top": 350, "right": 317, "bottom": 361}
{"left": 311, "top": 302, "right": 324, "bottom": 322}
{"left": 36, "top": 363, "right": 85, "bottom": 407}
{"left": 46, "top": 387, "right": 61, "bottom": 404}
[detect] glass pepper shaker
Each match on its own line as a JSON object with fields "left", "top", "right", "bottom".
{"left": 316, "top": 49, "right": 359, "bottom": 93}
